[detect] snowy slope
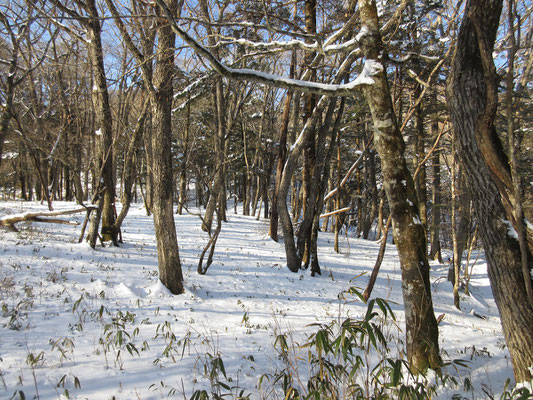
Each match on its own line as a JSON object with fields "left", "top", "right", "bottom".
{"left": 0, "top": 201, "right": 522, "bottom": 399}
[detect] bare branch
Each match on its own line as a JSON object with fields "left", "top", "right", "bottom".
{"left": 154, "top": 0, "right": 372, "bottom": 97}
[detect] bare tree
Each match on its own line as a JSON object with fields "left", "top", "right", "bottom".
{"left": 106, "top": 0, "right": 185, "bottom": 294}
{"left": 47, "top": 0, "right": 117, "bottom": 246}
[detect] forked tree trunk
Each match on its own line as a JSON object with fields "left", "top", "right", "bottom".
{"left": 202, "top": 78, "right": 226, "bottom": 232}
{"left": 298, "top": 0, "right": 318, "bottom": 263}
{"left": 277, "top": 96, "right": 329, "bottom": 272}
{"left": 447, "top": 0, "right": 533, "bottom": 382}
{"left": 269, "top": 89, "right": 293, "bottom": 241}
{"left": 359, "top": 0, "right": 441, "bottom": 372}
{"left": 297, "top": 98, "right": 338, "bottom": 269}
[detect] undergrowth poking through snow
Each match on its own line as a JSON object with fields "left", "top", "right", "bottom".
{"left": 0, "top": 201, "right": 531, "bottom": 399}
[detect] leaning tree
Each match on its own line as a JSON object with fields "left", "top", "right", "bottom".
{"left": 447, "top": 0, "right": 533, "bottom": 381}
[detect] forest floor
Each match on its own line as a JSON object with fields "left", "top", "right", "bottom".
{"left": 0, "top": 200, "right": 525, "bottom": 399}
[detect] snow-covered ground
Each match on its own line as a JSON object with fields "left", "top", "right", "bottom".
{"left": 0, "top": 201, "right": 523, "bottom": 399}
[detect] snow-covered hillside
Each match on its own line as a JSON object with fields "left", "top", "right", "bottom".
{"left": 0, "top": 201, "right": 524, "bottom": 399}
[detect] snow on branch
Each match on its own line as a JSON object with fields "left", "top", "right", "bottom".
{"left": 216, "top": 12, "right": 361, "bottom": 57}
{"left": 320, "top": 206, "right": 352, "bottom": 219}
{"left": 219, "top": 36, "right": 360, "bottom": 56}
{"left": 154, "top": 0, "right": 373, "bottom": 97}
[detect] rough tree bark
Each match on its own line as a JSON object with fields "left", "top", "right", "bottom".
{"left": 86, "top": 0, "right": 117, "bottom": 245}
{"left": 447, "top": 0, "right": 533, "bottom": 382}
{"left": 105, "top": 0, "right": 185, "bottom": 294}
{"left": 149, "top": 0, "right": 184, "bottom": 294}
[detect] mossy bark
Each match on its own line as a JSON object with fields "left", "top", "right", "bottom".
{"left": 359, "top": 0, "right": 441, "bottom": 372}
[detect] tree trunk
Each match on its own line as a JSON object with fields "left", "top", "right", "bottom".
{"left": 86, "top": 0, "right": 117, "bottom": 244}
{"left": 450, "top": 142, "right": 461, "bottom": 309}
{"left": 359, "top": 0, "right": 441, "bottom": 372}
{"left": 202, "top": 79, "right": 226, "bottom": 232}
{"left": 114, "top": 100, "right": 148, "bottom": 232}
{"left": 297, "top": 98, "right": 337, "bottom": 268}
{"left": 362, "top": 148, "right": 379, "bottom": 239}
{"left": 309, "top": 98, "right": 345, "bottom": 276}
{"left": 149, "top": 0, "right": 184, "bottom": 294}
{"left": 177, "top": 100, "right": 191, "bottom": 215}
{"left": 429, "top": 122, "right": 442, "bottom": 262}
{"left": 447, "top": 0, "right": 533, "bottom": 381}
{"left": 334, "top": 131, "right": 342, "bottom": 253}
{"left": 298, "top": 0, "right": 318, "bottom": 263}
{"left": 143, "top": 114, "right": 154, "bottom": 215}
{"left": 414, "top": 92, "right": 427, "bottom": 228}
{"left": 269, "top": 97, "right": 293, "bottom": 240}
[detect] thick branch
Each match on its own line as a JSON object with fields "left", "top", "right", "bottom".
{"left": 0, "top": 207, "right": 94, "bottom": 231}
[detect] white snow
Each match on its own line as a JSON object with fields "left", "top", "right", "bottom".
{"left": 228, "top": 66, "right": 373, "bottom": 93}
{"left": 0, "top": 201, "right": 525, "bottom": 399}
{"left": 501, "top": 219, "right": 519, "bottom": 240}
{"left": 1, "top": 151, "right": 17, "bottom": 160}
{"left": 356, "top": 25, "right": 370, "bottom": 42}
{"left": 352, "top": 58, "right": 384, "bottom": 86}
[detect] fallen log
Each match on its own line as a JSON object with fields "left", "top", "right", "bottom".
{"left": 0, "top": 207, "right": 95, "bottom": 232}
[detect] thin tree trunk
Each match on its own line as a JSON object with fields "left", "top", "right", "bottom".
{"left": 414, "top": 87, "right": 427, "bottom": 228}
{"left": 451, "top": 141, "right": 461, "bottom": 309}
{"left": 177, "top": 99, "right": 191, "bottom": 215}
{"left": 114, "top": 100, "right": 148, "bottom": 232}
{"left": 334, "top": 131, "right": 342, "bottom": 253}
{"left": 309, "top": 98, "right": 345, "bottom": 276}
{"left": 202, "top": 78, "right": 226, "bottom": 232}
{"left": 429, "top": 122, "right": 442, "bottom": 261}
{"left": 364, "top": 215, "right": 392, "bottom": 301}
